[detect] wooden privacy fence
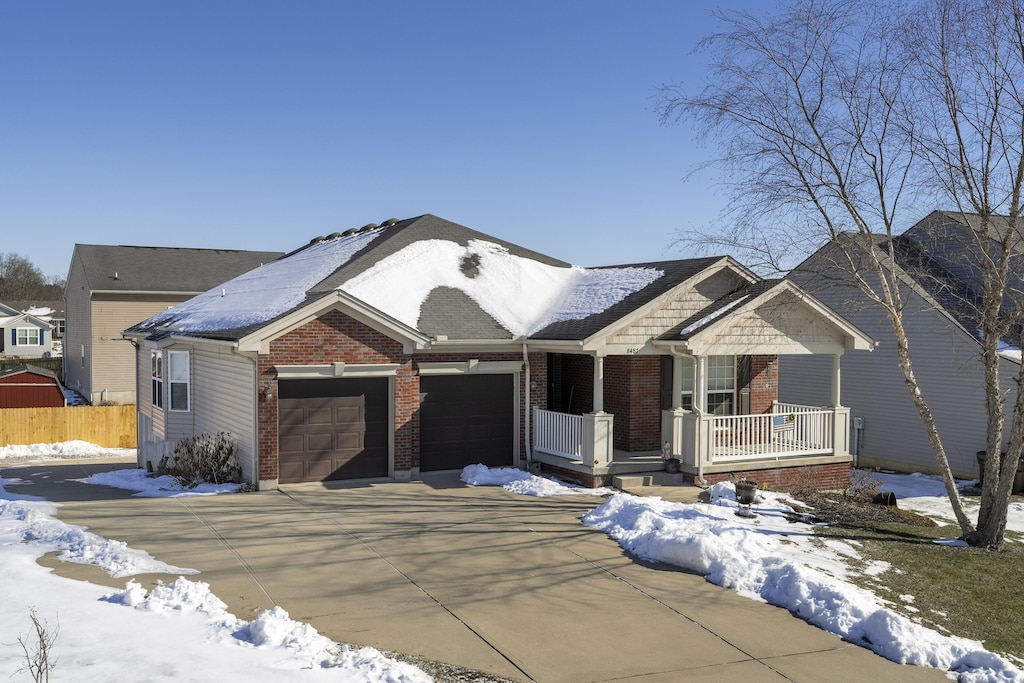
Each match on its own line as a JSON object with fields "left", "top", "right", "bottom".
{"left": 0, "top": 405, "right": 136, "bottom": 448}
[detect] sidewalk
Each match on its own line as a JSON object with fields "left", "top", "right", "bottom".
{"left": 6, "top": 460, "right": 945, "bottom": 682}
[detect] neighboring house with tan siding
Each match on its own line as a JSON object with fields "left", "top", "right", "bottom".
{"left": 64, "top": 244, "right": 283, "bottom": 404}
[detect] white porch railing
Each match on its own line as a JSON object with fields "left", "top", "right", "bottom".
{"left": 663, "top": 403, "right": 850, "bottom": 469}
{"left": 707, "top": 408, "right": 834, "bottom": 462}
{"left": 533, "top": 408, "right": 584, "bottom": 459}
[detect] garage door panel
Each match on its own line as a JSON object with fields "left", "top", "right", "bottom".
{"left": 420, "top": 374, "right": 514, "bottom": 471}
{"left": 278, "top": 377, "right": 389, "bottom": 483}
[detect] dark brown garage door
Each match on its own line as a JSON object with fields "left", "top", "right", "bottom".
{"left": 420, "top": 374, "right": 514, "bottom": 471}
{"left": 278, "top": 378, "right": 388, "bottom": 483}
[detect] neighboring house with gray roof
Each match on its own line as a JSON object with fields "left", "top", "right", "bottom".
{"left": 780, "top": 210, "right": 1023, "bottom": 479}
{"left": 65, "top": 244, "right": 284, "bottom": 404}
{"left": 126, "top": 214, "right": 873, "bottom": 490}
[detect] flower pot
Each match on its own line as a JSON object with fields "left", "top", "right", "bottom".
{"left": 735, "top": 481, "right": 758, "bottom": 505}
{"left": 664, "top": 458, "right": 680, "bottom": 474}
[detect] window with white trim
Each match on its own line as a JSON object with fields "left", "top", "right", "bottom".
{"left": 16, "top": 327, "right": 40, "bottom": 345}
{"left": 151, "top": 351, "right": 163, "bottom": 408}
{"left": 678, "top": 355, "right": 736, "bottom": 415}
{"left": 706, "top": 355, "right": 736, "bottom": 415}
{"left": 167, "top": 351, "right": 190, "bottom": 412}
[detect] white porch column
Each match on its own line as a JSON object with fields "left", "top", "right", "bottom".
{"left": 831, "top": 353, "right": 843, "bottom": 406}
{"left": 694, "top": 355, "right": 708, "bottom": 412}
{"left": 672, "top": 356, "right": 683, "bottom": 409}
{"left": 593, "top": 354, "right": 605, "bottom": 413}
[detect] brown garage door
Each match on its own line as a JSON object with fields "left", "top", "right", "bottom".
{"left": 420, "top": 374, "right": 514, "bottom": 471}
{"left": 278, "top": 378, "right": 388, "bottom": 483}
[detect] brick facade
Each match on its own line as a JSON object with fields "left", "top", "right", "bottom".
{"left": 255, "top": 308, "right": 546, "bottom": 483}
{"left": 605, "top": 356, "right": 662, "bottom": 452}
{"left": 696, "top": 462, "right": 850, "bottom": 490}
{"left": 748, "top": 355, "right": 778, "bottom": 414}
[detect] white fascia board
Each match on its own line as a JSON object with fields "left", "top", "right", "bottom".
{"left": 424, "top": 338, "right": 525, "bottom": 354}
{"left": 276, "top": 363, "right": 401, "bottom": 379}
{"left": 238, "top": 290, "right": 430, "bottom": 354}
{"left": 418, "top": 360, "right": 524, "bottom": 375}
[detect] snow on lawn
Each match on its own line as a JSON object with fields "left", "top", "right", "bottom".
{"left": 465, "top": 467, "right": 1024, "bottom": 683}
{"left": 0, "top": 445, "right": 430, "bottom": 682}
{"left": 871, "top": 471, "right": 1024, "bottom": 537}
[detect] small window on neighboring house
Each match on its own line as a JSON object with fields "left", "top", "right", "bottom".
{"left": 15, "top": 328, "right": 40, "bottom": 345}
{"left": 54, "top": 319, "right": 65, "bottom": 338}
{"left": 151, "top": 351, "right": 163, "bottom": 408}
{"left": 168, "top": 351, "right": 190, "bottom": 412}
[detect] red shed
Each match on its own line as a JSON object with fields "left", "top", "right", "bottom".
{"left": 0, "top": 365, "right": 67, "bottom": 408}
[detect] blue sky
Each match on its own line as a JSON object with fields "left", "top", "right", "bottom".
{"left": 1, "top": 1, "right": 766, "bottom": 280}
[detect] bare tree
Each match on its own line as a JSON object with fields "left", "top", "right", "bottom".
{"left": 0, "top": 253, "right": 55, "bottom": 301}
{"left": 662, "top": 0, "right": 1024, "bottom": 548}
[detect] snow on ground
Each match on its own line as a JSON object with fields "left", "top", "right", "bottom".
{"left": 466, "top": 466, "right": 1024, "bottom": 683}
{"left": 460, "top": 463, "right": 614, "bottom": 496}
{"left": 0, "top": 444, "right": 430, "bottom": 682}
{"left": 872, "top": 471, "right": 1024, "bottom": 537}
{"left": 0, "top": 440, "right": 135, "bottom": 464}
{"left": 4, "top": 441, "right": 1022, "bottom": 682}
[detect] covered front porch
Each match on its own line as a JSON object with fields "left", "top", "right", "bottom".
{"left": 526, "top": 279, "right": 874, "bottom": 488}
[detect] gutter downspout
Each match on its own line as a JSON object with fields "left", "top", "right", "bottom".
{"left": 523, "top": 342, "right": 532, "bottom": 467}
{"left": 669, "top": 344, "right": 707, "bottom": 487}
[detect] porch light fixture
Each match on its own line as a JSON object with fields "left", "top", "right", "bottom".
{"left": 262, "top": 384, "right": 273, "bottom": 400}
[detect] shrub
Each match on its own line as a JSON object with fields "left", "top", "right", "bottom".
{"left": 159, "top": 432, "right": 242, "bottom": 488}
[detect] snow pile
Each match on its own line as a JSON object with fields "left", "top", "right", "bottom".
{"left": 0, "top": 440, "right": 134, "bottom": 461}
{"left": 0, "top": 495, "right": 197, "bottom": 578}
{"left": 101, "top": 578, "right": 431, "bottom": 680}
{"left": 581, "top": 484, "right": 1023, "bottom": 681}
{"left": 340, "top": 238, "right": 662, "bottom": 335}
{"left": 80, "top": 468, "right": 243, "bottom": 497}
{"left": 460, "top": 464, "right": 612, "bottom": 496}
{"left": 0, "top": 472, "right": 431, "bottom": 681}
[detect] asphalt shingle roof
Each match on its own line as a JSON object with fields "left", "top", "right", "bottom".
{"left": 74, "top": 244, "right": 285, "bottom": 293}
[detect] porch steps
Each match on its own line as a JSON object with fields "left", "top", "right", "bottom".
{"left": 613, "top": 472, "right": 706, "bottom": 503}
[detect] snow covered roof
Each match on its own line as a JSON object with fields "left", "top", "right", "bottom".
{"left": 127, "top": 214, "right": 692, "bottom": 343}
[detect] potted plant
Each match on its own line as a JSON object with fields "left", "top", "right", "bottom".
{"left": 661, "top": 441, "right": 681, "bottom": 473}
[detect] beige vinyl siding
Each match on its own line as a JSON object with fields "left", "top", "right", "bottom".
{"left": 700, "top": 292, "right": 848, "bottom": 355}
{"left": 136, "top": 344, "right": 167, "bottom": 469}
{"left": 610, "top": 269, "right": 749, "bottom": 345}
{"left": 193, "top": 346, "right": 258, "bottom": 484}
{"left": 63, "top": 253, "right": 93, "bottom": 398}
{"left": 90, "top": 297, "right": 188, "bottom": 404}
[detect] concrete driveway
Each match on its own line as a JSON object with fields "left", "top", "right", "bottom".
{"left": 5, "top": 459, "right": 944, "bottom": 683}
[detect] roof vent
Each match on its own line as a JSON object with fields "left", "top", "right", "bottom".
{"left": 358, "top": 223, "right": 379, "bottom": 233}
{"left": 325, "top": 232, "right": 343, "bottom": 240}
{"left": 341, "top": 228, "right": 359, "bottom": 237}
{"left": 381, "top": 218, "right": 399, "bottom": 228}
{"left": 113, "top": 272, "right": 119, "bottom": 280}
{"left": 308, "top": 236, "right": 325, "bottom": 245}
